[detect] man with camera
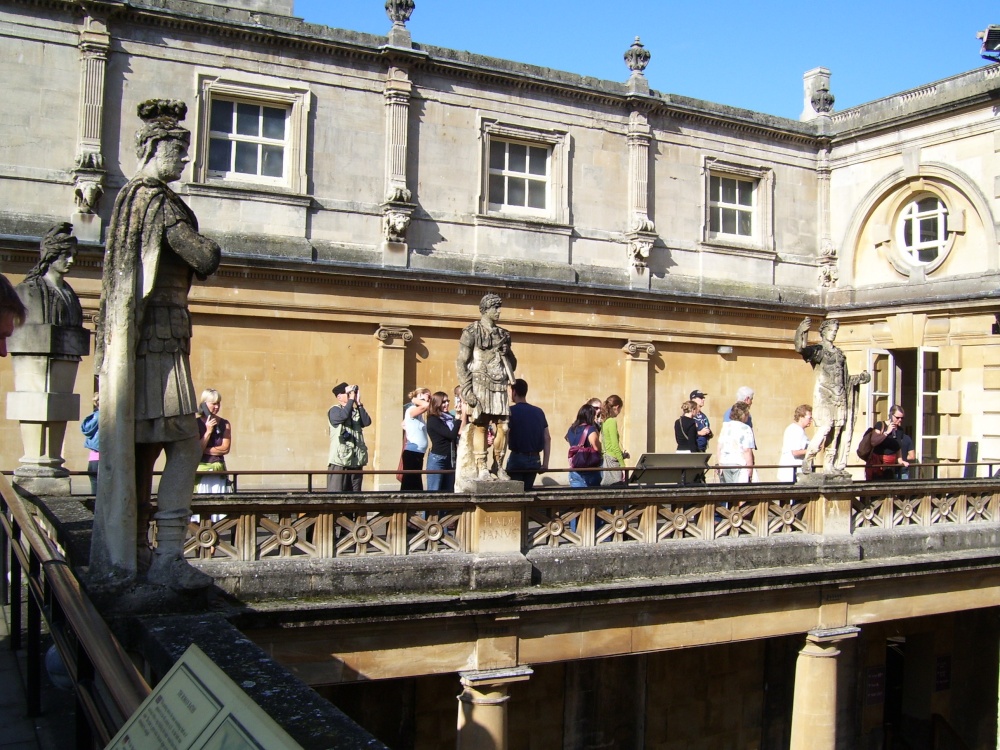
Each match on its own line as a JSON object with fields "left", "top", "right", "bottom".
{"left": 327, "top": 382, "right": 371, "bottom": 492}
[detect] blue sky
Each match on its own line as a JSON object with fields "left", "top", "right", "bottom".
{"left": 294, "top": 1, "right": 996, "bottom": 120}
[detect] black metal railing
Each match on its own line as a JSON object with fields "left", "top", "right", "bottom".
{"left": 1, "top": 474, "right": 150, "bottom": 747}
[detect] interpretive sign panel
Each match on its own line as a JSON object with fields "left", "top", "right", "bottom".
{"left": 106, "top": 644, "right": 302, "bottom": 750}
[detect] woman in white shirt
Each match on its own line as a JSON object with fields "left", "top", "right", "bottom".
{"left": 777, "top": 404, "right": 813, "bottom": 482}
{"left": 717, "top": 401, "right": 755, "bottom": 483}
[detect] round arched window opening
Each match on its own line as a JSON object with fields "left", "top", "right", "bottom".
{"left": 897, "top": 195, "right": 948, "bottom": 265}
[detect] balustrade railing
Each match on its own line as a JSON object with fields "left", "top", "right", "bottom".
{"left": 179, "top": 477, "right": 1000, "bottom": 563}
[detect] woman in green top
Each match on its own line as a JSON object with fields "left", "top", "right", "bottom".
{"left": 601, "top": 394, "right": 627, "bottom": 485}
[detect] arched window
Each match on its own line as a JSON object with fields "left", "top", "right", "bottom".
{"left": 898, "top": 196, "right": 948, "bottom": 264}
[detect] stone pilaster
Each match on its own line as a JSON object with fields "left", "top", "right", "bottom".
{"left": 73, "top": 10, "right": 111, "bottom": 241}
{"left": 626, "top": 111, "right": 656, "bottom": 288}
{"left": 456, "top": 667, "right": 533, "bottom": 750}
{"left": 816, "top": 142, "right": 839, "bottom": 289}
{"left": 622, "top": 340, "right": 656, "bottom": 456}
{"left": 382, "top": 67, "right": 416, "bottom": 265}
{"left": 373, "top": 325, "right": 412, "bottom": 490}
{"left": 789, "top": 626, "right": 859, "bottom": 750}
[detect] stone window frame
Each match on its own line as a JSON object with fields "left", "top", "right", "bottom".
{"left": 875, "top": 180, "right": 964, "bottom": 278}
{"left": 701, "top": 158, "right": 775, "bottom": 255}
{"left": 192, "top": 73, "right": 311, "bottom": 195}
{"left": 477, "top": 117, "right": 570, "bottom": 226}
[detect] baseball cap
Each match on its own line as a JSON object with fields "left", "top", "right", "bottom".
{"left": 332, "top": 382, "right": 349, "bottom": 395}
{"left": 690, "top": 390, "right": 707, "bottom": 399}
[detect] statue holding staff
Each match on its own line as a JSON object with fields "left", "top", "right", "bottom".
{"left": 794, "top": 317, "right": 870, "bottom": 478}
{"left": 456, "top": 293, "right": 517, "bottom": 481}
{"left": 91, "top": 100, "right": 221, "bottom": 590}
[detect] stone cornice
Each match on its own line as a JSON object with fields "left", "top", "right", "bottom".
{"left": 828, "top": 65, "right": 1000, "bottom": 143}
{"left": 10, "top": 0, "right": 822, "bottom": 147}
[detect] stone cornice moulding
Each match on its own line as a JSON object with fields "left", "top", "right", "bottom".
{"left": 24, "top": 0, "right": 827, "bottom": 148}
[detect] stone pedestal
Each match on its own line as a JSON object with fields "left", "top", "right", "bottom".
{"left": 789, "top": 626, "right": 859, "bottom": 750}
{"left": 796, "top": 470, "right": 852, "bottom": 487}
{"left": 456, "top": 667, "right": 532, "bottom": 750}
{"left": 6, "top": 324, "right": 88, "bottom": 485}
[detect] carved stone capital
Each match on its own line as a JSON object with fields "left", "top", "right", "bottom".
{"left": 73, "top": 169, "right": 105, "bottom": 213}
{"left": 384, "top": 184, "right": 412, "bottom": 204}
{"left": 622, "top": 339, "right": 656, "bottom": 359}
{"left": 626, "top": 230, "right": 656, "bottom": 271}
{"left": 374, "top": 325, "right": 413, "bottom": 348}
{"left": 381, "top": 202, "right": 414, "bottom": 244}
{"left": 819, "top": 239, "right": 839, "bottom": 288}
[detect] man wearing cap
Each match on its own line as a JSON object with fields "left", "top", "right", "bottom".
{"left": 327, "top": 382, "right": 371, "bottom": 492}
{"left": 690, "top": 390, "right": 712, "bottom": 452}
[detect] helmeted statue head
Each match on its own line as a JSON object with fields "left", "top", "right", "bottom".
{"left": 25, "top": 222, "right": 77, "bottom": 282}
{"left": 134, "top": 99, "right": 190, "bottom": 165}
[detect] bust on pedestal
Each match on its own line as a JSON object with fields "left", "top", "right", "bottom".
{"left": 6, "top": 223, "right": 89, "bottom": 495}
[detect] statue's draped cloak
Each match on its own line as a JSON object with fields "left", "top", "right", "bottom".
{"left": 90, "top": 177, "right": 217, "bottom": 578}
{"left": 458, "top": 320, "right": 516, "bottom": 421}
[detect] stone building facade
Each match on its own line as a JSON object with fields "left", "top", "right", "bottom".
{"left": 6, "top": 0, "right": 995, "bottom": 486}
{"left": 5, "top": 1, "right": 1000, "bottom": 747}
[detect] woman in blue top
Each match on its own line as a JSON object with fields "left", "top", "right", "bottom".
{"left": 401, "top": 388, "right": 430, "bottom": 491}
{"left": 565, "top": 404, "right": 602, "bottom": 487}
{"left": 426, "top": 391, "right": 460, "bottom": 492}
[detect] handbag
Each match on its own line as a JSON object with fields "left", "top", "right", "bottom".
{"left": 601, "top": 454, "right": 624, "bottom": 486}
{"left": 568, "top": 427, "right": 602, "bottom": 469}
{"left": 856, "top": 427, "right": 875, "bottom": 460}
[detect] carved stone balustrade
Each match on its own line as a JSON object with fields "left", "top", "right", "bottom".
{"left": 129, "top": 478, "right": 1000, "bottom": 600}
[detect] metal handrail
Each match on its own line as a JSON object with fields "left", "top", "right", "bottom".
{"left": 1, "top": 473, "right": 150, "bottom": 746}
{"left": 8, "top": 460, "right": 997, "bottom": 495}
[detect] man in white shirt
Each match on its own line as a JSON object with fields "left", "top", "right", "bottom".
{"left": 777, "top": 404, "right": 813, "bottom": 482}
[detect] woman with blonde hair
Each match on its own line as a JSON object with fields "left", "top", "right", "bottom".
{"left": 401, "top": 387, "right": 430, "bottom": 491}
{"left": 600, "top": 395, "right": 627, "bottom": 485}
{"left": 195, "top": 388, "right": 232, "bottom": 493}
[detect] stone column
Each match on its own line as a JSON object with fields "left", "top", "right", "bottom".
{"left": 456, "top": 667, "right": 532, "bottom": 750}
{"left": 373, "top": 325, "right": 412, "bottom": 490}
{"left": 73, "top": 10, "right": 111, "bottom": 242}
{"left": 622, "top": 340, "right": 655, "bottom": 456}
{"left": 381, "top": 66, "right": 416, "bottom": 266}
{"left": 789, "top": 626, "right": 859, "bottom": 750}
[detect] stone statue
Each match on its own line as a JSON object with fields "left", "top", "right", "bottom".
{"left": 456, "top": 293, "right": 516, "bottom": 481}
{"left": 6, "top": 223, "right": 89, "bottom": 488}
{"left": 794, "top": 318, "right": 870, "bottom": 480}
{"left": 91, "top": 99, "right": 221, "bottom": 590}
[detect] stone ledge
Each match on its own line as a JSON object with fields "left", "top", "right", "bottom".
{"left": 137, "top": 614, "right": 385, "bottom": 750}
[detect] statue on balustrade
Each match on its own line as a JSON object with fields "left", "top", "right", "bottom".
{"left": 6, "top": 223, "right": 89, "bottom": 487}
{"left": 456, "top": 293, "right": 517, "bottom": 482}
{"left": 794, "top": 317, "right": 870, "bottom": 481}
{"left": 91, "top": 99, "right": 221, "bottom": 591}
